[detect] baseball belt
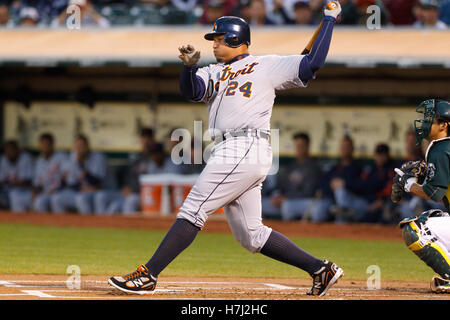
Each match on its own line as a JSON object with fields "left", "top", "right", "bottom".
{"left": 215, "top": 129, "right": 270, "bottom": 142}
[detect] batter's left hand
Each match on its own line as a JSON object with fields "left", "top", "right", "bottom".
{"left": 324, "top": 1, "right": 341, "bottom": 19}
{"left": 178, "top": 44, "right": 201, "bottom": 67}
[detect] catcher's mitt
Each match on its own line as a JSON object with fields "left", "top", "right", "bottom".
{"left": 391, "top": 160, "right": 428, "bottom": 203}
{"left": 391, "top": 182, "right": 404, "bottom": 204}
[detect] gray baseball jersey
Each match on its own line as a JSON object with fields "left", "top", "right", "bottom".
{"left": 0, "top": 152, "right": 34, "bottom": 189}
{"left": 196, "top": 54, "right": 306, "bottom": 134}
{"left": 64, "top": 151, "right": 108, "bottom": 189}
{"left": 33, "top": 151, "right": 68, "bottom": 194}
{"left": 177, "top": 54, "right": 308, "bottom": 253}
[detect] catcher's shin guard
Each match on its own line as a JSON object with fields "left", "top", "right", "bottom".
{"left": 400, "top": 220, "right": 450, "bottom": 279}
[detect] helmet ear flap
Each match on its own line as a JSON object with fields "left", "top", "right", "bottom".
{"left": 226, "top": 36, "right": 241, "bottom": 48}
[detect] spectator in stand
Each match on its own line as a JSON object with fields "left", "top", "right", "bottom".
{"left": 199, "top": 0, "right": 237, "bottom": 25}
{"left": 314, "top": 135, "right": 368, "bottom": 223}
{"left": 309, "top": 0, "right": 325, "bottom": 23}
{"left": 358, "top": 143, "right": 397, "bottom": 223}
{"left": 232, "top": 0, "right": 252, "bottom": 21}
{"left": 414, "top": 0, "right": 447, "bottom": 29}
{"left": 262, "top": 0, "right": 295, "bottom": 25}
{"left": 395, "top": 128, "right": 423, "bottom": 220}
{"left": 21, "top": 0, "right": 68, "bottom": 25}
{"left": 95, "top": 127, "right": 155, "bottom": 215}
{"left": 336, "top": 0, "right": 360, "bottom": 24}
{"left": 269, "top": 0, "right": 292, "bottom": 24}
{"left": 0, "top": 3, "right": 10, "bottom": 26}
{"left": 412, "top": 0, "right": 424, "bottom": 24}
{"left": 440, "top": 0, "right": 450, "bottom": 25}
{"left": 248, "top": 0, "right": 276, "bottom": 25}
{"left": 200, "top": 0, "right": 226, "bottom": 25}
{"left": 269, "top": 132, "right": 322, "bottom": 221}
{"left": 178, "top": 138, "right": 206, "bottom": 175}
{"left": 171, "top": 0, "right": 198, "bottom": 13}
{"left": 0, "top": 140, "right": 34, "bottom": 213}
{"left": 261, "top": 173, "right": 280, "bottom": 218}
{"left": 32, "top": 133, "right": 68, "bottom": 213}
{"left": 52, "top": 0, "right": 110, "bottom": 28}
{"left": 19, "top": 6, "right": 39, "bottom": 26}
{"left": 50, "top": 134, "right": 108, "bottom": 215}
{"left": 165, "top": 127, "right": 184, "bottom": 159}
{"left": 277, "top": 0, "right": 316, "bottom": 25}
{"left": 147, "top": 142, "right": 181, "bottom": 174}
{"left": 292, "top": 0, "right": 316, "bottom": 25}
{"left": 383, "top": 0, "right": 417, "bottom": 25}
{"left": 262, "top": 132, "right": 326, "bottom": 222}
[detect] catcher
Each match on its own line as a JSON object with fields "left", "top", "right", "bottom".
{"left": 392, "top": 99, "right": 450, "bottom": 293}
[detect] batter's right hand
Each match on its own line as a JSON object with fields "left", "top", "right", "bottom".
{"left": 324, "top": 1, "right": 341, "bottom": 19}
{"left": 178, "top": 44, "right": 201, "bottom": 67}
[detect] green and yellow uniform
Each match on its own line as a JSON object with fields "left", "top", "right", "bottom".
{"left": 423, "top": 137, "right": 450, "bottom": 212}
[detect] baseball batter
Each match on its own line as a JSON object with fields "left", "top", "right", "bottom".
{"left": 109, "top": 2, "right": 343, "bottom": 297}
{"left": 394, "top": 99, "right": 450, "bottom": 293}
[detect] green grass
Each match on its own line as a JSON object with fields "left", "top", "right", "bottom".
{"left": 0, "top": 223, "right": 435, "bottom": 282}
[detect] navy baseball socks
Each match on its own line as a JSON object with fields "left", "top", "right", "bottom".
{"left": 145, "top": 218, "right": 200, "bottom": 276}
{"left": 260, "top": 230, "right": 344, "bottom": 296}
{"left": 108, "top": 218, "right": 200, "bottom": 294}
{"left": 260, "top": 230, "right": 323, "bottom": 274}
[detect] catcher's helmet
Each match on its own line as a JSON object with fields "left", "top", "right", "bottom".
{"left": 414, "top": 99, "right": 450, "bottom": 146}
{"left": 204, "top": 16, "right": 250, "bottom": 48}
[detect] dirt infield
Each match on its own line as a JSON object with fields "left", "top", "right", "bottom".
{"left": 2, "top": 211, "right": 447, "bottom": 300}
{"left": 0, "top": 211, "right": 402, "bottom": 242}
{"left": 0, "top": 274, "right": 447, "bottom": 300}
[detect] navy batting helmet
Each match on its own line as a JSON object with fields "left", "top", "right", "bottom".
{"left": 204, "top": 16, "right": 250, "bottom": 48}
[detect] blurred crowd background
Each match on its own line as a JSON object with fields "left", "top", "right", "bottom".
{"left": 0, "top": 0, "right": 448, "bottom": 28}
{"left": 0, "top": 0, "right": 448, "bottom": 224}
{"left": 1, "top": 126, "right": 446, "bottom": 224}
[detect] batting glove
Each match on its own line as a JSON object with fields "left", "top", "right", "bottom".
{"left": 178, "top": 44, "right": 201, "bottom": 67}
{"left": 324, "top": 1, "right": 341, "bottom": 19}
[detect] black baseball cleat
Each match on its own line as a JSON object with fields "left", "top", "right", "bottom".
{"left": 307, "top": 260, "right": 344, "bottom": 297}
{"left": 108, "top": 264, "right": 157, "bottom": 295}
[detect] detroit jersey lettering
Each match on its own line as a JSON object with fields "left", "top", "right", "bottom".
{"left": 196, "top": 54, "right": 306, "bottom": 133}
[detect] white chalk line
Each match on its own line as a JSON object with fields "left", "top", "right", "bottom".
{"left": 0, "top": 280, "right": 365, "bottom": 292}
{"left": 0, "top": 279, "right": 438, "bottom": 299}
{"left": 21, "top": 290, "right": 55, "bottom": 298}
{"left": 0, "top": 279, "right": 299, "bottom": 291}
{"left": 0, "top": 281, "right": 54, "bottom": 297}
{"left": 262, "top": 283, "right": 295, "bottom": 290}
{"left": 0, "top": 279, "right": 357, "bottom": 291}
{"left": 0, "top": 280, "right": 23, "bottom": 287}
